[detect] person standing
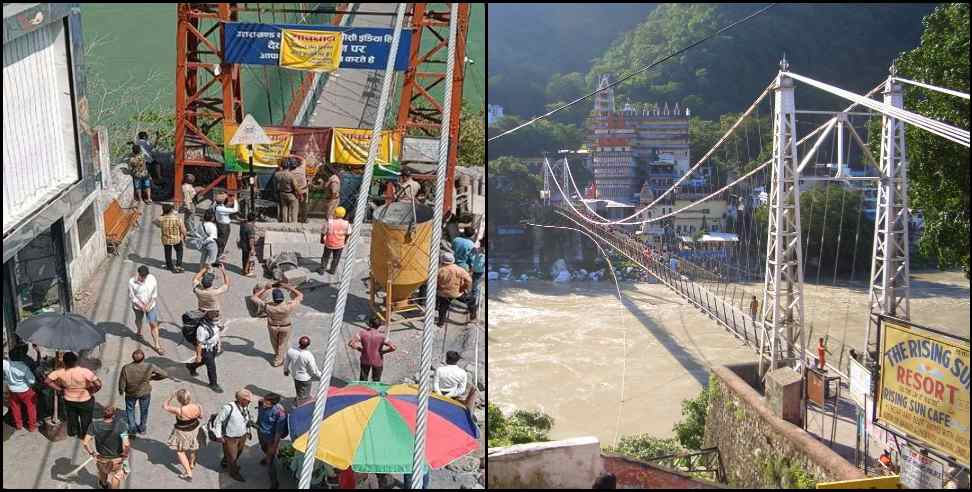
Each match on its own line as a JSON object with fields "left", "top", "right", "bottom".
{"left": 155, "top": 203, "right": 187, "bottom": 273}
{"left": 319, "top": 206, "right": 350, "bottom": 275}
{"left": 45, "top": 352, "right": 101, "bottom": 438}
{"left": 134, "top": 130, "right": 162, "bottom": 184}
{"left": 128, "top": 144, "right": 152, "bottom": 204}
{"left": 396, "top": 168, "right": 421, "bottom": 203}
{"left": 817, "top": 337, "right": 828, "bottom": 370}
{"left": 212, "top": 389, "right": 254, "bottom": 483}
{"left": 434, "top": 351, "right": 476, "bottom": 414}
{"left": 293, "top": 158, "right": 309, "bottom": 223}
{"left": 200, "top": 209, "right": 220, "bottom": 268}
{"left": 181, "top": 173, "right": 198, "bottom": 219}
{"left": 3, "top": 349, "right": 38, "bottom": 432}
{"left": 250, "top": 284, "right": 304, "bottom": 367}
{"left": 240, "top": 213, "right": 258, "bottom": 277}
{"left": 82, "top": 406, "right": 130, "bottom": 490}
{"left": 283, "top": 336, "right": 322, "bottom": 403}
{"left": 275, "top": 159, "right": 299, "bottom": 223}
{"left": 451, "top": 228, "right": 476, "bottom": 271}
{"left": 750, "top": 295, "right": 759, "bottom": 321}
{"left": 348, "top": 317, "right": 396, "bottom": 382}
{"left": 323, "top": 164, "right": 342, "bottom": 219}
{"left": 163, "top": 388, "right": 202, "bottom": 482}
{"left": 193, "top": 264, "right": 230, "bottom": 331}
{"left": 213, "top": 193, "right": 238, "bottom": 259}
{"left": 184, "top": 310, "right": 222, "bottom": 392}
{"left": 466, "top": 243, "right": 486, "bottom": 322}
{"left": 256, "top": 393, "right": 288, "bottom": 489}
{"left": 129, "top": 265, "right": 165, "bottom": 355}
{"left": 118, "top": 349, "right": 167, "bottom": 437}
{"left": 435, "top": 252, "right": 472, "bottom": 328}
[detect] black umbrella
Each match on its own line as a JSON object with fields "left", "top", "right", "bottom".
{"left": 14, "top": 312, "right": 105, "bottom": 352}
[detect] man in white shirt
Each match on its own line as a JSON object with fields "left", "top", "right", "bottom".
{"left": 212, "top": 389, "right": 253, "bottom": 482}
{"left": 213, "top": 194, "right": 238, "bottom": 259}
{"left": 284, "top": 336, "right": 322, "bottom": 403}
{"left": 434, "top": 351, "right": 477, "bottom": 417}
{"left": 185, "top": 310, "right": 222, "bottom": 393}
{"left": 129, "top": 266, "right": 164, "bottom": 355}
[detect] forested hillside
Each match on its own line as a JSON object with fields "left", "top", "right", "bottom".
{"left": 489, "top": 4, "right": 937, "bottom": 125}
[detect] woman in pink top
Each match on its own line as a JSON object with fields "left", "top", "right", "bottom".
{"left": 319, "top": 206, "right": 350, "bottom": 275}
{"left": 45, "top": 352, "right": 102, "bottom": 438}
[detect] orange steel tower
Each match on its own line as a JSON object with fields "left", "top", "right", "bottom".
{"left": 173, "top": 3, "right": 468, "bottom": 211}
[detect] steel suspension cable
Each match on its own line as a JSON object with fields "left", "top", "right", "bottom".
{"left": 784, "top": 71, "right": 969, "bottom": 147}
{"left": 893, "top": 76, "right": 970, "bottom": 100}
{"left": 296, "top": 4, "right": 407, "bottom": 488}
{"left": 412, "top": 3, "right": 458, "bottom": 487}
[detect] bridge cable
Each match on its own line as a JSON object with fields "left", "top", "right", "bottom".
{"left": 524, "top": 221, "right": 628, "bottom": 448}
{"left": 295, "top": 4, "right": 407, "bottom": 488}
{"left": 487, "top": 3, "right": 778, "bottom": 144}
{"left": 893, "top": 76, "right": 970, "bottom": 100}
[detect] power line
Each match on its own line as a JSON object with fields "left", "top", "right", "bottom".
{"left": 487, "top": 3, "right": 778, "bottom": 143}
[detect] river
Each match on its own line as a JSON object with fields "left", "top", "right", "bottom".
{"left": 487, "top": 270, "right": 970, "bottom": 448}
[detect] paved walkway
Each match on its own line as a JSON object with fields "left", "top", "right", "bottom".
{"left": 2, "top": 200, "right": 485, "bottom": 489}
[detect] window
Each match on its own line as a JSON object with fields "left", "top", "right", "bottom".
{"left": 76, "top": 203, "right": 97, "bottom": 249}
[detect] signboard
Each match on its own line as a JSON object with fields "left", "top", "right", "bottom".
{"left": 330, "top": 128, "right": 400, "bottom": 166}
{"left": 224, "top": 125, "right": 331, "bottom": 173}
{"left": 875, "top": 316, "right": 970, "bottom": 468}
{"left": 497, "top": 226, "right": 526, "bottom": 236}
{"left": 402, "top": 136, "right": 440, "bottom": 163}
{"left": 807, "top": 368, "right": 826, "bottom": 406}
{"left": 899, "top": 445, "right": 944, "bottom": 489}
{"left": 223, "top": 22, "right": 411, "bottom": 71}
{"left": 228, "top": 114, "right": 271, "bottom": 146}
{"left": 279, "top": 29, "right": 342, "bottom": 72}
{"left": 815, "top": 475, "right": 901, "bottom": 489}
{"left": 849, "top": 357, "right": 871, "bottom": 409}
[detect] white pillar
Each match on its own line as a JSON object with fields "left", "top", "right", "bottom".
{"left": 864, "top": 66, "right": 910, "bottom": 361}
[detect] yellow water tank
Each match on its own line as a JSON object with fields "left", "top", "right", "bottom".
{"left": 370, "top": 202, "right": 434, "bottom": 304}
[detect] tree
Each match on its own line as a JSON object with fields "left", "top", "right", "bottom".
{"left": 487, "top": 403, "right": 553, "bottom": 448}
{"left": 487, "top": 156, "right": 543, "bottom": 226}
{"left": 894, "top": 3, "right": 970, "bottom": 277}
{"left": 459, "top": 102, "right": 485, "bottom": 166}
{"left": 487, "top": 115, "right": 584, "bottom": 160}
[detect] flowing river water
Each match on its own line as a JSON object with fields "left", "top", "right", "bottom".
{"left": 488, "top": 270, "right": 970, "bottom": 448}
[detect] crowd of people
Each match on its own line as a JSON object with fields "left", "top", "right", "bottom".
{"left": 4, "top": 156, "right": 484, "bottom": 489}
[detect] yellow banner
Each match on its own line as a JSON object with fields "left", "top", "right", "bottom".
{"left": 330, "top": 128, "right": 400, "bottom": 165}
{"left": 279, "top": 29, "right": 342, "bottom": 72}
{"left": 225, "top": 123, "right": 294, "bottom": 169}
{"left": 816, "top": 476, "right": 901, "bottom": 489}
{"left": 877, "top": 319, "right": 970, "bottom": 467}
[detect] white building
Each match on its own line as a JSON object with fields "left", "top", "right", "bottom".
{"left": 3, "top": 3, "right": 107, "bottom": 350}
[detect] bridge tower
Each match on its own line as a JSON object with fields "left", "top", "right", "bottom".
{"left": 864, "top": 65, "right": 910, "bottom": 361}
{"left": 759, "top": 56, "right": 807, "bottom": 375}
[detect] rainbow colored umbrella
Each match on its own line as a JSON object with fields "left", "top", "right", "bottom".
{"left": 288, "top": 382, "right": 479, "bottom": 473}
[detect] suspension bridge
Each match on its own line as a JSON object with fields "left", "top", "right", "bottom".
{"left": 539, "top": 59, "right": 969, "bottom": 387}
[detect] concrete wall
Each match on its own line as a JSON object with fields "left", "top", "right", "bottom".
{"left": 602, "top": 454, "right": 727, "bottom": 489}
{"left": 64, "top": 190, "right": 107, "bottom": 297}
{"left": 487, "top": 437, "right": 603, "bottom": 489}
{"left": 704, "top": 366, "right": 865, "bottom": 488}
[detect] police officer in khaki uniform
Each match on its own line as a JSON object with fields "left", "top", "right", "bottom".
{"left": 292, "top": 158, "right": 309, "bottom": 223}
{"left": 322, "top": 164, "right": 342, "bottom": 219}
{"left": 275, "top": 158, "right": 300, "bottom": 223}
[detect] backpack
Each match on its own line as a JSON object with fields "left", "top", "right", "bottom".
{"left": 181, "top": 310, "right": 206, "bottom": 346}
{"left": 184, "top": 215, "right": 208, "bottom": 251}
{"left": 471, "top": 250, "right": 486, "bottom": 274}
{"left": 207, "top": 402, "right": 239, "bottom": 441}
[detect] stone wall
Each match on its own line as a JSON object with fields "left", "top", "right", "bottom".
{"left": 602, "top": 454, "right": 727, "bottom": 489}
{"left": 704, "top": 366, "right": 865, "bottom": 488}
{"left": 487, "top": 436, "right": 604, "bottom": 488}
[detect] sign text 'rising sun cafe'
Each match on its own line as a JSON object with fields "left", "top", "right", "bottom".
{"left": 875, "top": 316, "right": 970, "bottom": 468}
